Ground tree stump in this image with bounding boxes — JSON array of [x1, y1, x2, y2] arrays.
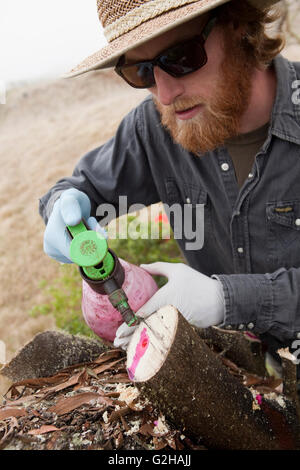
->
[[1, 331, 108, 382], [196, 325, 266, 376], [126, 305, 300, 450]]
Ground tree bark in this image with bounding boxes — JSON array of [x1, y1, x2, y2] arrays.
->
[[126, 306, 300, 450], [278, 348, 300, 419], [196, 325, 266, 376], [1, 331, 107, 382]]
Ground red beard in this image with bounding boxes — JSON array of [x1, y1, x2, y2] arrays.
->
[[153, 35, 255, 156]]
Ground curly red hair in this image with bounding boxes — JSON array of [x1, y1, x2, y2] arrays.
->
[[215, 0, 285, 67]]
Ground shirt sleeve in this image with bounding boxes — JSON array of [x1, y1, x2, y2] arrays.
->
[[212, 267, 300, 343], [39, 103, 160, 224]]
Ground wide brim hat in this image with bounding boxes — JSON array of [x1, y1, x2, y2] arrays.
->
[[65, 0, 281, 78]]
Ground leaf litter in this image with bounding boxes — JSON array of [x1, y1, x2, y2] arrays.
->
[[0, 348, 206, 450], [0, 344, 286, 451]]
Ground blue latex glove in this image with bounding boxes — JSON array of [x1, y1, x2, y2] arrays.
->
[[114, 262, 225, 350], [43, 188, 107, 263]]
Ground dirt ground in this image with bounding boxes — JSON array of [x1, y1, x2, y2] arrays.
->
[[0, 8, 300, 398], [0, 70, 148, 396]]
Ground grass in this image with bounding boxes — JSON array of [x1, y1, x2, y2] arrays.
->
[[30, 214, 184, 337]]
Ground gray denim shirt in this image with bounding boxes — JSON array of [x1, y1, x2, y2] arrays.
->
[[39, 54, 300, 347]]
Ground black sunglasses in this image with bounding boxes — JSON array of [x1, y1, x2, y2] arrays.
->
[[115, 16, 217, 89]]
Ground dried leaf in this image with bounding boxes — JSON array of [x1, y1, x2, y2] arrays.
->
[[220, 356, 242, 373], [166, 435, 177, 450], [0, 416, 19, 449], [152, 436, 168, 450], [243, 373, 282, 390], [86, 368, 100, 380], [95, 349, 124, 363], [48, 392, 112, 415], [93, 358, 125, 375], [243, 373, 265, 387], [27, 425, 60, 435], [100, 373, 131, 384], [38, 372, 82, 395], [109, 406, 132, 423], [120, 415, 130, 432], [0, 408, 28, 420], [254, 385, 282, 395], [102, 439, 113, 450], [174, 435, 185, 450], [104, 391, 121, 398], [114, 431, 124, 449], [4, 395, 38, 407], [73, 369, 90, 390], [9, 386, 21, 399], [5, 373, 69, 391], [127, 400, 145, 412], [138, 423, 155, 436]]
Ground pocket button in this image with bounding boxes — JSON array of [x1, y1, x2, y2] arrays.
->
[[221, 163, 229, 172]]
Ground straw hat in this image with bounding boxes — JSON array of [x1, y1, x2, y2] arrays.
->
[[66, 0, 281, 78]]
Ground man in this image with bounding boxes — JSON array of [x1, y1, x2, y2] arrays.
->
[[39, 0, 300, 371]]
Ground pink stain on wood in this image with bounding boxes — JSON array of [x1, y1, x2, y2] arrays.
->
[[255, 394, 263, 405], [244, 331, 260, 341], [128, 328, 149, 381]]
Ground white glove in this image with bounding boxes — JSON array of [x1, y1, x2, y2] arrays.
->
[[114, 262, 225, 350]]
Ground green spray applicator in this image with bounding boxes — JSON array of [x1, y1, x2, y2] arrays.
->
[[66, 220, 138, 327]]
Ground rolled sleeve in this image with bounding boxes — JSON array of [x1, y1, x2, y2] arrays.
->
[[212, 267, 299, 342]]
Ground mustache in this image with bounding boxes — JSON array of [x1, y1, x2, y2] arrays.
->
[[154, 96, 205, 113]]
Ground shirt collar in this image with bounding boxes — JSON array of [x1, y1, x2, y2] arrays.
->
[[270, 54, 300, 145]]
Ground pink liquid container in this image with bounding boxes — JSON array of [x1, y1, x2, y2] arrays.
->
[[81, 258, 158, 342]]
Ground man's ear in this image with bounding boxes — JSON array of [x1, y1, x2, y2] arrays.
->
[[228, 19, 248, 43]]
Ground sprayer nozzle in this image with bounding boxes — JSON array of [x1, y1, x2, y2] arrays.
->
[[108, 288, 138, 326]]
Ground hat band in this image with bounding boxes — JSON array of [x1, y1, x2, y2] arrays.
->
[[104, 0, 204, 42]]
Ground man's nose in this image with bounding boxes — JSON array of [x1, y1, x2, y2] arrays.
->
[[152, 66, 184, 105]]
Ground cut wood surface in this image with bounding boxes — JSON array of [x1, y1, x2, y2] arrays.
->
[[127, 305, 300, 450]]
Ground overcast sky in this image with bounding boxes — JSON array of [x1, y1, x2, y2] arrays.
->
[[0, 0, 107, 86]]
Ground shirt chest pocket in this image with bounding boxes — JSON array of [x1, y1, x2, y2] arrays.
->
[[165, 178, 207, 205], [266, 200, 300, 270], [164, 178, 213, 247]]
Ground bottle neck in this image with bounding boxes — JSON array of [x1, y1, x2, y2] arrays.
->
[[79, 249, 125, 295]]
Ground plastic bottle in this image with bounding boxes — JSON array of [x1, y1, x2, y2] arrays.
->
[[67, 221, 158, 342], [82, 258, 158, 341]]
